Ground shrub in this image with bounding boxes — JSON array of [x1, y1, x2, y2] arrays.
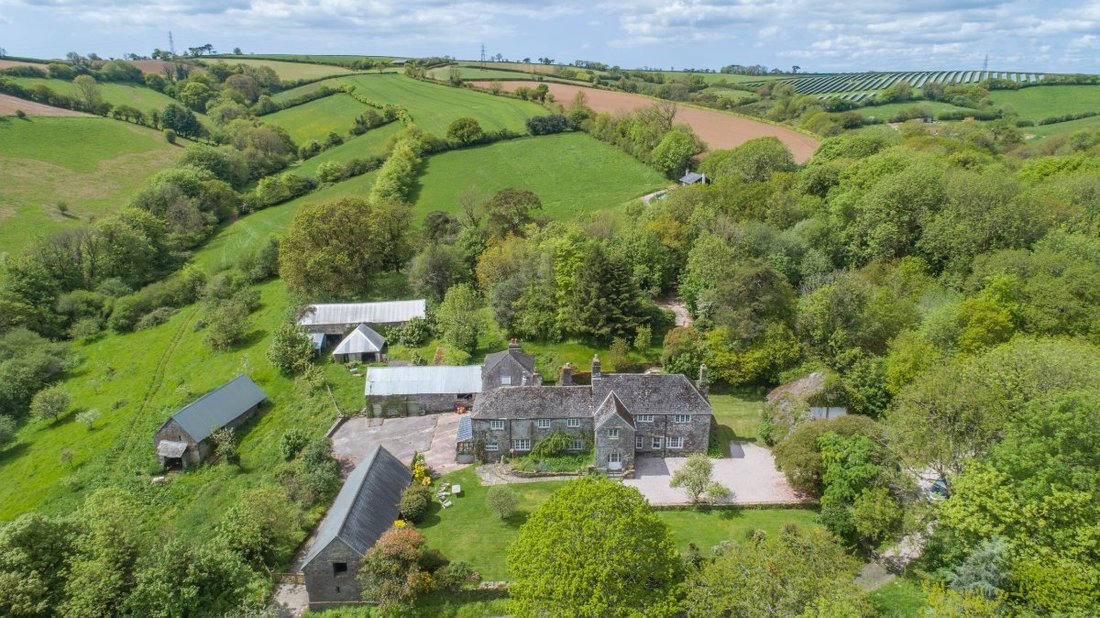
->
[[315, 161, 345, 184], [487, 486, 517, 519], [280, 428, 310, 460], [267, 320, 313, 376], [446, 117, 483, 145], [526, 114, 570, 135], [530, 431, 572, 459], [435, 561, 481, 592], [399, 484, 432, 523], [0, 415, 17, 447], [163, 129, 177, 144], [135, 307, 175, 330], [15, 109, 27, 120], [70, 317, 103, 341], [390, 317, 433, 347], [76, 408, 101, 429], [204, 300, 250, 351]]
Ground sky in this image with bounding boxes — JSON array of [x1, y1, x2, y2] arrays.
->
[[0, 0, 1097, 73]]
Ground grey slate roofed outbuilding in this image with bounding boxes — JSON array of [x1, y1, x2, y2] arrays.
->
[[365, 365, 484, 396], [297, 300, 426, 327], [592, 374, 710, 417], [482, 347, 536, 375], [162, 375, 267, 444], [301, 445, 411, 568], [471, 385, 594, 419], [332, 324, 386, 356]]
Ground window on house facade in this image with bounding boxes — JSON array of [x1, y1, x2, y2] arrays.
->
[[567, 418, 581, 428], [673, 414, 691, 424], [668, 436, 684, 449], [490, 420, 505, 430], [607, 428, 620, 439], [635, 435, 644, 449], [513, 438, 531, 451], [652, 437, 663, 449], [569, 439, 585, 450], [485, 442, 499, 451], [637, 414, 654, 423], [536, 419, 551, 429], [333, 562, 348, 575], [501, 376, 511, 385]]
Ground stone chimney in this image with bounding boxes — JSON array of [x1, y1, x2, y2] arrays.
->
[[509, 338, 520, 350], [697, 363, 709, 397], [560, 363, 573, 386], [591, 355, 602, 381]]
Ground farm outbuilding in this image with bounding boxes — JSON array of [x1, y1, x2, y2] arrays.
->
[[152, 375, 267, 468], [679, 171, 708, 185], [331, 324, 386, 363], [301, 445, 411, 610], [296, 300, 426, 337], [365, 365, 483, 417]]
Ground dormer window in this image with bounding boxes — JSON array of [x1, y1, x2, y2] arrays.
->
[[501, 376, 511, 385], [607, 428, 620, 439]]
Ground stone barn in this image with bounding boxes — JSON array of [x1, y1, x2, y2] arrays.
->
[[152, 375, 267, 468], [301, 445, 411, 610], [365, 365, 483, 417]]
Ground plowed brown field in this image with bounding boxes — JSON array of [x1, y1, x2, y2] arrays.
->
[[470, 81, 818, 163], [0, 94, 88, 116]]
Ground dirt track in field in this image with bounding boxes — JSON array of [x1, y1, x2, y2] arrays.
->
[[470, 81, 818, 163], [0, 94, 88, 117]]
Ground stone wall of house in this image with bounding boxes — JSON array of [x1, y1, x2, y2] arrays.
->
[[472, 418, 593, 462], [594, 416, 635, 472], [632, 414, 710, 457], [367, 393, 474, 417], [303, 539, 364, 610]]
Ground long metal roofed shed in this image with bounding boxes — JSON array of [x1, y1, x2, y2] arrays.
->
[[301, 445, 412, 609], [152, 375, 267, 468], [297, 300, 427, 334], [365, 365, 484, 396]]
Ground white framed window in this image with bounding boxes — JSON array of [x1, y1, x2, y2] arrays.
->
[[566, 418, 581, 428], [668, 436, 684, 449], [536, 419, 551, 429], [485, 442, 499, 452], [635, 436, 644, 449], [513, 439, 531, 451], [489, 420, 505, 431], [637, 414, 654, 423], [673, 414, 691, 424], [569, 439, 585, 450], [607, 428, 620, 439], [608, 452, 622, 463], [501, 376, 511, 385], [652, 437, 663, 449]]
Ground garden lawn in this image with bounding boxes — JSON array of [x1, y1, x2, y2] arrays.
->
[[867, 576, 926, 617], [274, 73, 545, 136], [0, 116, 181, 253], [709, 390, 767, 445], [412, 133, 668, 221], [989, 85, 1100, 121], [417, 466, 823, 581], [216, 58, 354, 81], [291, 122, 402, 177], [263, 93, 368, 144]]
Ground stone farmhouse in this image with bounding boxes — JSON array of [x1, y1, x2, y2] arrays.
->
[[460, 354, 713, 474], [301, 445, 410, 610], [152, 375, 267, 468]]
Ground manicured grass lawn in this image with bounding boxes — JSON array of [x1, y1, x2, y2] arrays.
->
[[7, 77, 196, 116], [417, 467, 823, 581], [216, 57, 354, 81], [868, 576, 926, 617], [709, 390, 767, 444], [0, 116, 181, 252], [291, 122, 401, 177], [412, 133, 668, 220], [989, 85, 1100, 120], [275, 74, 545, 136], [263, 93, 368, 144]]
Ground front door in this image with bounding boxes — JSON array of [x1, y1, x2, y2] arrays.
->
[[608, 451, 622, 471]]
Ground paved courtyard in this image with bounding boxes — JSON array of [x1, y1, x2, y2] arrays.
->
[[623, 441, 806, 506], [330, 413, 467, 475]]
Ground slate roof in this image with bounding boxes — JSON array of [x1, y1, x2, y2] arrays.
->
[[482, 346, 536, 376], [471, 386, 594, 419], [680, 172, 706, 185], [365, 365, 484, 396], [158, 375, 267, 444], [594, 392, 635, 429], [592, 373, 710, 417], [300, 445, 411, 569], [332, 324, 386, 356], [297, 300, 426, 327], [456, 415, 474, 443]]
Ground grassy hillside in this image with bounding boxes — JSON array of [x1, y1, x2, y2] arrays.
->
[[213, 57, 354, 81], [291, 122, 402, 176], [0, 116, 182, 252], [274, 74, 545, 136], [428, 65, 583, 84], [6, 76, 188, 114], [989, 85, 1100, 120], [262, 93, 368, 144], [413, 132, 668, 220], [857, 100, 975, 121], [1025, 114, 1100, 139], [217, 54, 397, 67]]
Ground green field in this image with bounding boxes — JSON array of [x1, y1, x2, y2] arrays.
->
[[216, 54, 397, 67], [427, 65, 584, 84], [857, 100, 974, 121], [7, 76, 190, 114], [413, 133, 668, 220], [274, 73, 546, 136], [263, 93, 368, 144], [417, 466, 822, 581], [0, 116, 182, 253], [291, 122, 402, 176], [1024, 114, 1100, 139], [989, 85, 1100, 120], [213, 57, 354, 81]]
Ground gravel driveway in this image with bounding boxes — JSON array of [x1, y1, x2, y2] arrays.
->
[[330, 413, 468, 475], [623, 441, 807, 506]]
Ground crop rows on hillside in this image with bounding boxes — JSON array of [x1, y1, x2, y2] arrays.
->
[[744, 70, 1045, 98]]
